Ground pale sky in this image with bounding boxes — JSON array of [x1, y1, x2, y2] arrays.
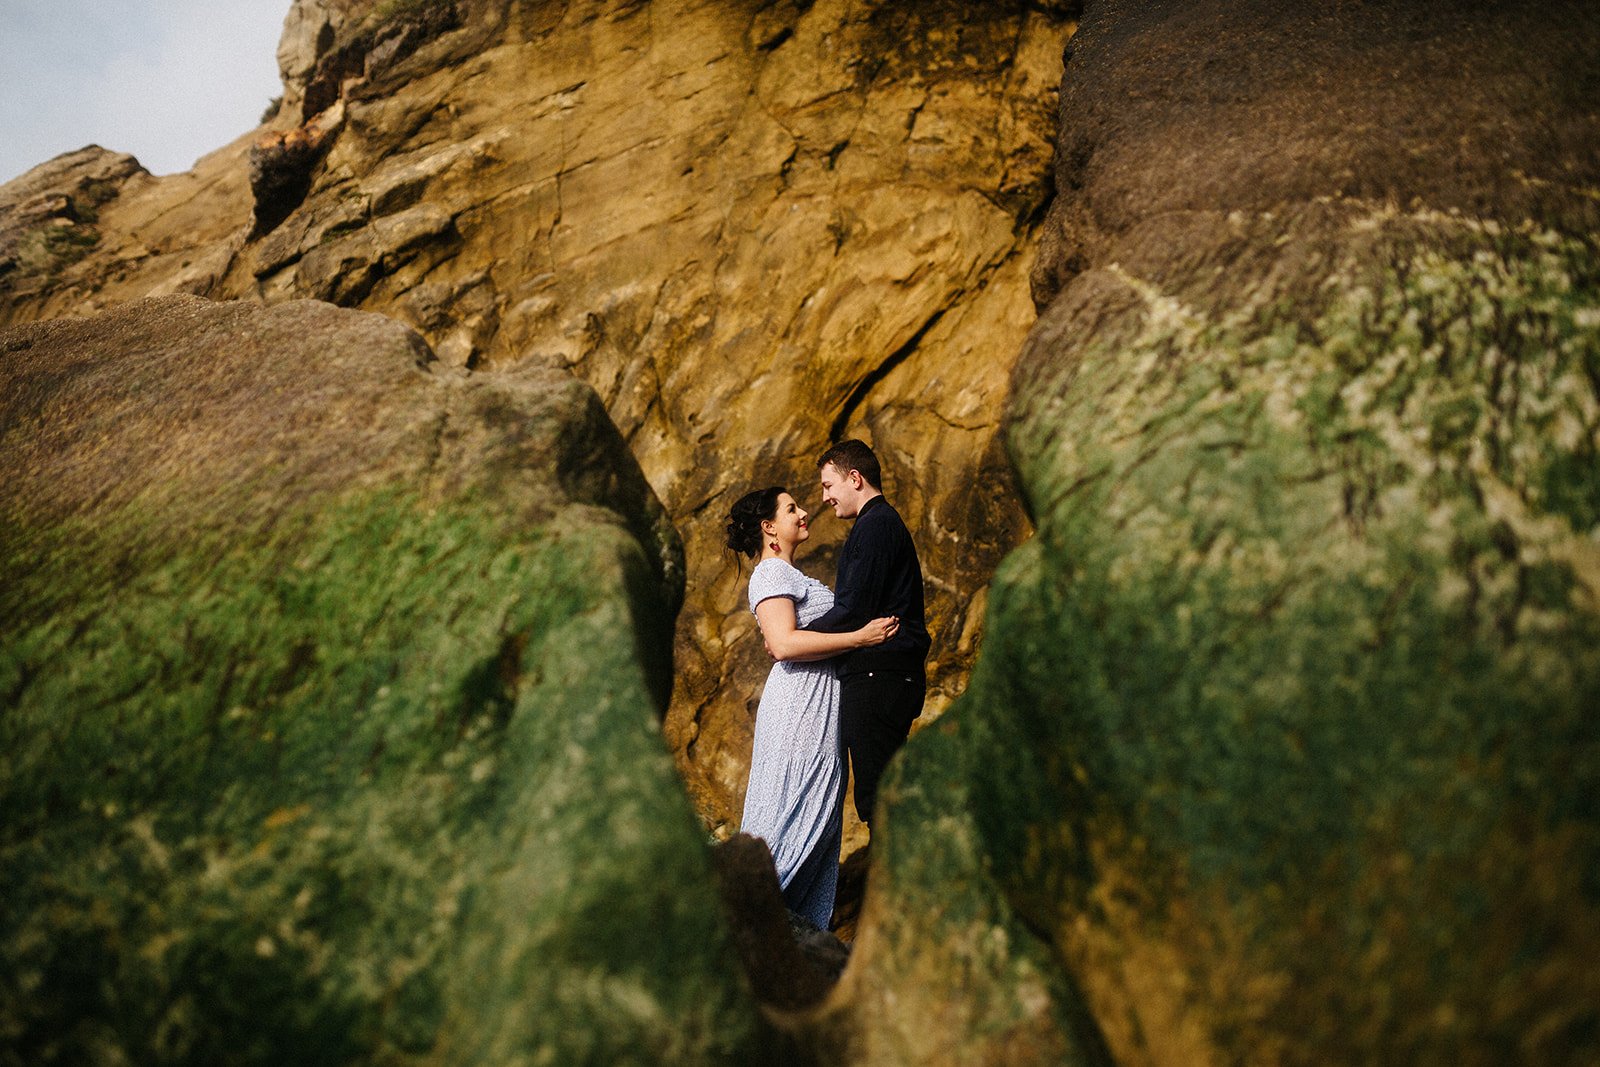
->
[[1, 0, 292, 185]]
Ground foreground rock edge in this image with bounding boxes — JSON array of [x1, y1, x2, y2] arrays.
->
[[0, 295, 759, 1065]]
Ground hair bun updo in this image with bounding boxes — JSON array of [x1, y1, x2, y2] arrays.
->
[[725, 486, 785, 558]]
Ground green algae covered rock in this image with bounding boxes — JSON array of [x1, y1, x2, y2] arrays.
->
[[847, 1, 1600, 1064], [858, 218, 1600, 1067], [0, 296, 754, 1065], [822, 723, 1112, 1067], [994, 208, 1600, 1064]]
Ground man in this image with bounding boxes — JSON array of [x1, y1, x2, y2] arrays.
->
[[806, 438, 930, 829]]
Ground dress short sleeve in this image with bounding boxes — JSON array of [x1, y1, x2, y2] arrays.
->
[[747, 559, 807, 615]]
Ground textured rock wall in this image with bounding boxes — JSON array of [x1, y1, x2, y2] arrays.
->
[[843, 1, 1600, 1063], [0, 0, 1077, 845], [0, 296, 753, 1064]]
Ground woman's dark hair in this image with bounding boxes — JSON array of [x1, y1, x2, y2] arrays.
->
[[725, 486, 785, 558]]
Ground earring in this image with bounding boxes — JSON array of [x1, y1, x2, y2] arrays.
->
[[769, 540, 780, 553]]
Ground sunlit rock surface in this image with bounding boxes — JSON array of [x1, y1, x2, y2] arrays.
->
[[0, 147, 147, 303], [846, 2, 1600, 1064], [0, 295, 754, 1064], [0, 0, 1079, 849]]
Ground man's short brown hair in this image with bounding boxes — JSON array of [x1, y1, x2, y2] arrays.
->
[[817, 438, 882, 490]]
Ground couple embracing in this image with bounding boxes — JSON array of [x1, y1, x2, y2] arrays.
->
[[723, 439, 929, 930]]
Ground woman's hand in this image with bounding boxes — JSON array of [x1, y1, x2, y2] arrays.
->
[[855, 615, 899, 647]]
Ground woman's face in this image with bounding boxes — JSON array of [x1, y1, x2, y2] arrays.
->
[[765, 492, 810, 548]]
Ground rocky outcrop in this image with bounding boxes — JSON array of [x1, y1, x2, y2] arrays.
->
[[0, 295, 752, 1064], [242, 0, 1072, 850], [0, 0, 1078, 850], [276, 0, 461, 125], [249, 102, 346, 235], [845, 1, 1600, 1063], [0, 147, 145, 303], [275, 0, 369, 121], [0, 136, 259, 328], [710, 833, 850, 1013]]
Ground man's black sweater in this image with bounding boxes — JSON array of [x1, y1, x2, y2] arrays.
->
[[807, 496, 929, 677]]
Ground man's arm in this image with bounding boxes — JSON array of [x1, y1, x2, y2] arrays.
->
[[806, 517, 894, 632], [806, 592, 864, 633]]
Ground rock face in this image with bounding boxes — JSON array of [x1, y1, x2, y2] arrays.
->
[[0, 0, 1078, 846], [275, 0, 370, 120], [0, 295, 754, 1064], [0, 147, 146, 304], [843, 1, 1600, 1064]]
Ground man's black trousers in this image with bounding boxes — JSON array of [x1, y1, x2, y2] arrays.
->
[[839, 668, 925, 828]]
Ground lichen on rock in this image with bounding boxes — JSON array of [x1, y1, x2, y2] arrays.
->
[[5, 0, 1597, 1061]]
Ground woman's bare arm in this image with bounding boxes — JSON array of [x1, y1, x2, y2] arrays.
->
[[756, 597, 897, 662]]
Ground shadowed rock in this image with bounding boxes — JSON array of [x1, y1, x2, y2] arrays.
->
[[248, 104, 345, 236], [710, 833, 849, 1012], [0, 295, 750, 1064]]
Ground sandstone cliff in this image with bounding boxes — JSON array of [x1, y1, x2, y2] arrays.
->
[[0, 0, 1077, 852]]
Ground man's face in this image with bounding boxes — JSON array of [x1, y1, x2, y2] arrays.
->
[[819, 462, 865, 519]]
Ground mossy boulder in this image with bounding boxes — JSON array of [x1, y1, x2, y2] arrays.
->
[[991, 208, 1600, 1065], [846, 2, 1600, 1064], [0, 295, 755, 1064]]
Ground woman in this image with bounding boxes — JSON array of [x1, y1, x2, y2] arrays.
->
[[725, 487, 898, 929]]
